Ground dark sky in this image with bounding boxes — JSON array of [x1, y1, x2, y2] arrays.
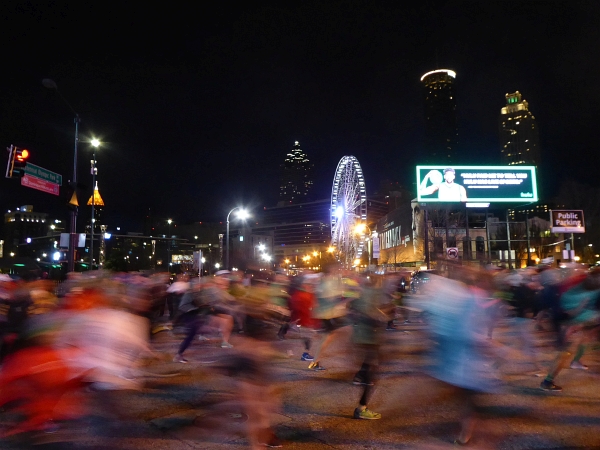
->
[[1, 1, 598, 230]]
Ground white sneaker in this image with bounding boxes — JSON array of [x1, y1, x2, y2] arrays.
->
[[173, 354, 188, 363], [221, 341, 233, 348], [570, 361, 589, 370]]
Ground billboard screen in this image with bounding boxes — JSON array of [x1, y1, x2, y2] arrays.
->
[[416, 165, 538, 203], [550, 210, 585, 233]]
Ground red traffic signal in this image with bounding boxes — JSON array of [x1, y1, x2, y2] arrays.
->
[[16, 148, 29, 162], [5, 145, 29, 178]]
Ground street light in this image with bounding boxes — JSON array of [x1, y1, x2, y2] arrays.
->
[[354, 223, 373, 267], [89, 138, 100, 269], [226, 207, 249, 270], [43, 78, 80, 273], [167, 219, 172, 271]]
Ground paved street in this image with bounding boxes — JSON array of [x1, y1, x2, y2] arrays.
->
[[2, 299, 600, 449]]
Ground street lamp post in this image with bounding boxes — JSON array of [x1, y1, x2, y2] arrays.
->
[[226, 207, 249, 270], [89, 139, 100, 269], [167, 219, 172, 272], [43, 78, 80, 272]]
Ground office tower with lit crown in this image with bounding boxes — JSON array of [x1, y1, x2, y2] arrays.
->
[[86, 181, 105, 234], [499, 91, 540, 166], [421, 69, 458, 164], [278, 141, 314, 206]]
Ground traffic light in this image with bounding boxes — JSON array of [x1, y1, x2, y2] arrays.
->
[[5, 145, 29, 178]]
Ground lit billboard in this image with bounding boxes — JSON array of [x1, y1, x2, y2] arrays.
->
[[416, 165, 538, 203]]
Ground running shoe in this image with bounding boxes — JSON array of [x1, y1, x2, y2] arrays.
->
[[353, 376, 374, 386], [540, 380, 562, 391], [221, 341, 234, 348], [570, 361, 589, 370], [308, 361, 326, 371], [301, 352, 314, 361], [353, 407, 381, 420], [173, 354, 188, 363]]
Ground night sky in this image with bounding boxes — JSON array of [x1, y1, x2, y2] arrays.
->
[[1, 1, 598, 230]]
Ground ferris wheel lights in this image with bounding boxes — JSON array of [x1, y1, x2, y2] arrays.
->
[[335, 206, 345, 218]]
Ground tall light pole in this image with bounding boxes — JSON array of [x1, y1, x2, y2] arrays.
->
[[89, 138, 100, 269], [43, 78, 79, 272], [226, 207, 249, 270], [167, 219, 172, 272]]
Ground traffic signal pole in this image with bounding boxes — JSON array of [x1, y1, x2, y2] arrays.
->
[[68, 115, 80, 273]]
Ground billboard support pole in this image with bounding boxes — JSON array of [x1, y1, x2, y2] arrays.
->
[[486, 212, 492, 263], [571, 233, 575, 261], [424, 207, 430, 270], [465, 206, 470, 261], [526, 211, 532, 266], [506, 209, 513, 269]]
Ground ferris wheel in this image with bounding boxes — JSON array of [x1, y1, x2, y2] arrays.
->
[[330, 156, 367, 267]]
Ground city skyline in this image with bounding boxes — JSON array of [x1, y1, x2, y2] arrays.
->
[[1, 2, 599, 230]]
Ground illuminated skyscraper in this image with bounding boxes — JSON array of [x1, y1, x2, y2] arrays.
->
[[421, 69, 458, 164], [86, 181, 105, 234], [278, 141, 314, 206], [499, 91, 540, 166]]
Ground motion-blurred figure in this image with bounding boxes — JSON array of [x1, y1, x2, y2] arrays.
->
[[349, 274, 388, 420], [422, 267, 501, 445], [540, 267, 600, 391], [216, 337, 283, 448]]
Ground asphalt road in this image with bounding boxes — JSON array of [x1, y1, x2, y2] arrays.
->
[[2, 296, 600, 450]]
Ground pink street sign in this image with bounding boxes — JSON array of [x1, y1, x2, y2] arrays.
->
[[21, 174, 60, 195]]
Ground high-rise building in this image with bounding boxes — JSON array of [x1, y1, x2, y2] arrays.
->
[[86, 181, 105, 234], [499, 91, 540, 166], [3, 205, 49, 257], [421, 69, 458, 164], [278, 141, 314, 206]]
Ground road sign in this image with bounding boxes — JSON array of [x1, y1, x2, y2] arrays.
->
[[446, 247, 459, 259], [24, 163, 62, 186], [21, 174, 60, 195], [550, 210, 585, 233]]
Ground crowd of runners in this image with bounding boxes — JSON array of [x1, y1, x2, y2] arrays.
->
[[0, 261, 599, 447]]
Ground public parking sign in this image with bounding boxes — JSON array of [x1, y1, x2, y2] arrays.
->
[[550, 210, 585, 233]]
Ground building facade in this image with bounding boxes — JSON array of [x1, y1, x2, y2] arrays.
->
[[3, 206, 49, 257], [254, 199, 331, 267], [278, 141, 314, 206], [421, 69, 458, 164], [499, 91, 541, 166]]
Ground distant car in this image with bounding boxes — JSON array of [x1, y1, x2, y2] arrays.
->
[[409, 270, 438, 293]]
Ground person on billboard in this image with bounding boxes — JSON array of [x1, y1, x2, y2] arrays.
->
[[419, 168, 467, 202]]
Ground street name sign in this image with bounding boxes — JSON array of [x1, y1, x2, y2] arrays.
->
[[21, 174, 60, 195], [24, 163, 62, 186]]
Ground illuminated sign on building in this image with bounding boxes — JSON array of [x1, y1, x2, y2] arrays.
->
[[550, 210, 585, 233], [416, 166, 538, 203]]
